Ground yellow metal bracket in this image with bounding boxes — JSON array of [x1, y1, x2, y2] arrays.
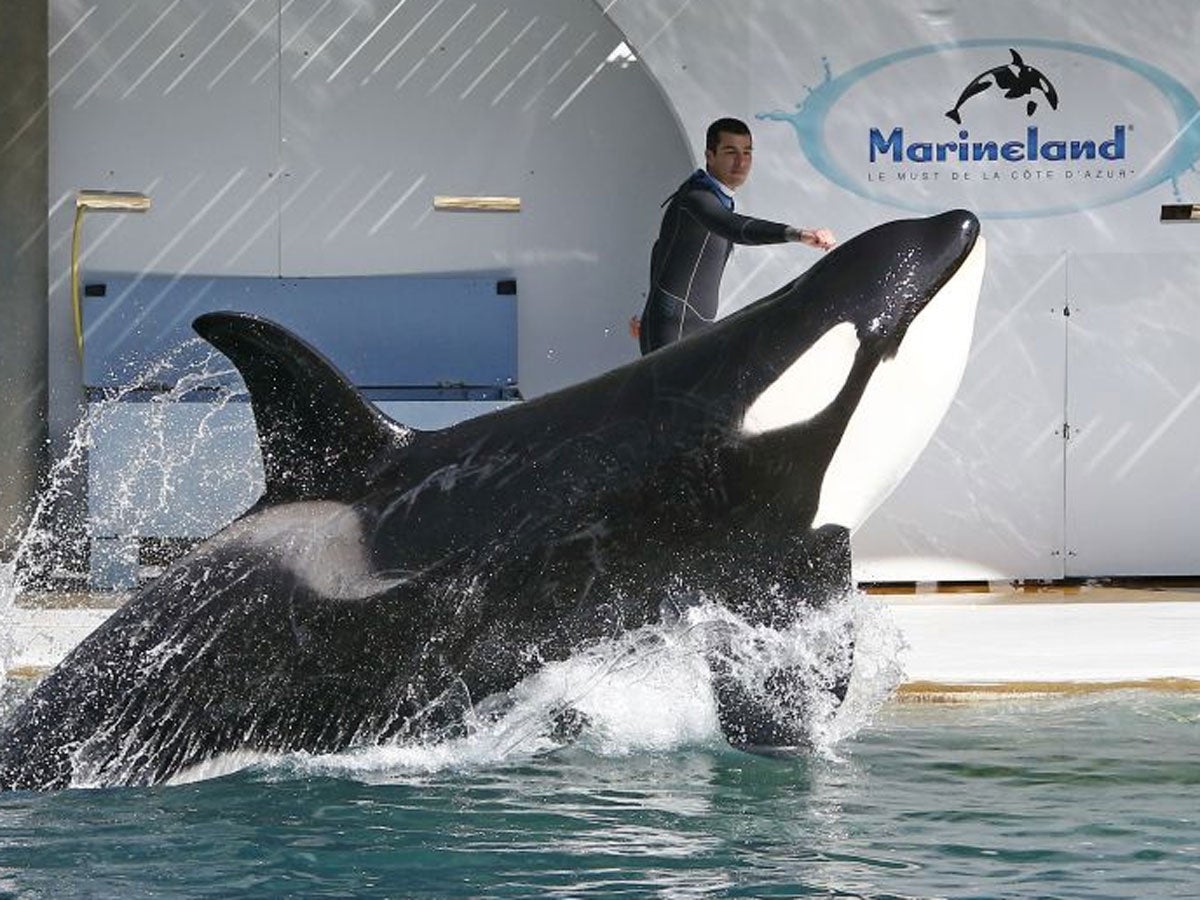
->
[[433, 195, 521, 213], [71, 190, 151, 357]]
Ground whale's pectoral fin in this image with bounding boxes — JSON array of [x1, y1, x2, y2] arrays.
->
[[713, 665, 815, 751], [709, 525, 856, 753], [194, 311, 415, 506], [710, 630, 854, 754], [547, 705, 592, 745], [711, 655, 806, 750]]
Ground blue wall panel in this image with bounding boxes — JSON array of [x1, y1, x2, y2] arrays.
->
[[83, 274, 518, 393]]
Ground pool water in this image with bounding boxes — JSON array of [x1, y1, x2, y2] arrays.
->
[[0, 692, 1194, 898]]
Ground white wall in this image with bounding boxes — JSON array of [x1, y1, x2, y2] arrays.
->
[[605, 0, 1200, 580], [48, 0, 690, 441], [48, 0, 1200, 580]]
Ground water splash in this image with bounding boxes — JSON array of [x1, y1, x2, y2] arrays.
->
[[0, 407, 96, 680], [0, 340, 255, 681], [86, 351, 262, 562], [173, 591, 904, 786]]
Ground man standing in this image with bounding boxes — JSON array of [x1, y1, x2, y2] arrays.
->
[[633, 117, 836, 354]]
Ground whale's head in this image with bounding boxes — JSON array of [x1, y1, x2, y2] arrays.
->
[[723, 209, 985, 532]]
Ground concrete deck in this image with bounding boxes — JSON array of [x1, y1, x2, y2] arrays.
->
[[5, 585, 1200, 697], [879, 584, 1200, 698]]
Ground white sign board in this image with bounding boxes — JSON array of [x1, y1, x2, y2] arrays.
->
[[606, 1, 1200, 580]]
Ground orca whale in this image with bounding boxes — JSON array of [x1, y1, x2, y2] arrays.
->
[[0, 210, 985, 789], [946, 48, 1059, 124]]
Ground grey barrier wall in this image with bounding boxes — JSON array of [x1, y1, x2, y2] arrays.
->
[[0, 0, 49, 557]]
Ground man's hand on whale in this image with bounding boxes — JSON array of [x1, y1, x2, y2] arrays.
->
[[790, 226, 837, 251]]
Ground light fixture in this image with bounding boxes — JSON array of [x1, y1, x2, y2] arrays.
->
[[433, 195, 521, 212], [71, 190, 151, 356]]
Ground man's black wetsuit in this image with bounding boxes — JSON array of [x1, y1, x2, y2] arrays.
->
[[639, 169, 793, 354]]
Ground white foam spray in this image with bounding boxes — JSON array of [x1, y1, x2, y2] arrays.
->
[[0, 342, 250, 683], [216, 589, 905, 786]]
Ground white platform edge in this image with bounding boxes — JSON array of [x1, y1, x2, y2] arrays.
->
[[887, 598, 1200, 685], [5, 594, 1200, 690]]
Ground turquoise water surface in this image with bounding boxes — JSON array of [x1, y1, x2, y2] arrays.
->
[[0, 691, 1194, 898]]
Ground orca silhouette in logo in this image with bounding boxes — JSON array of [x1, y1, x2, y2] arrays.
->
[[0, 211, 985, 789], [946, 49, 1059, 124]]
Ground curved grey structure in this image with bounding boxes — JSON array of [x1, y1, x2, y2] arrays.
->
[[0, 210, 984, 789]]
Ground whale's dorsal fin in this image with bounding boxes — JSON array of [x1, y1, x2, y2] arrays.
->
[[193, 311, 409, 506]]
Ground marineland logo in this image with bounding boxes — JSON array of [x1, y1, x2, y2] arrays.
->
[[869, 47, 1125, 168], [759, 39, 1200, 218], [945, 48, 1058, 123], [869, 125, 1127, 164]]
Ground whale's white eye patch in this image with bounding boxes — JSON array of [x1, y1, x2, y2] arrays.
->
[[741, 322, 859, 436]]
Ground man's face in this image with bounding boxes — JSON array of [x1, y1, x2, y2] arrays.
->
[[705, 131, 753, 190]]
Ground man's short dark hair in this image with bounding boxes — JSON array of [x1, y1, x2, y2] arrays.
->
[[706, 117, 751, 152]]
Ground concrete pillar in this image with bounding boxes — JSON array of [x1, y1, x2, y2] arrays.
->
[[0, 0, 49, 562]]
